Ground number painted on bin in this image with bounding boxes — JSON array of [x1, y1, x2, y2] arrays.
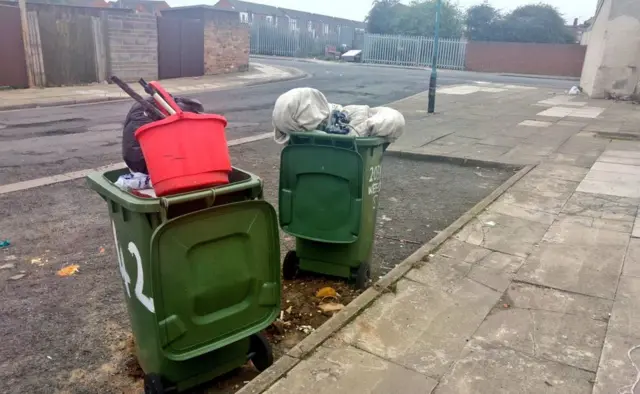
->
[[111, 221, 155, 314], [368, 165, 382, 183], [368, 165, 382, 211]]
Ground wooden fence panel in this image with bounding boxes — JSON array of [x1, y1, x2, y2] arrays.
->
[[38, 11, 97, 86]]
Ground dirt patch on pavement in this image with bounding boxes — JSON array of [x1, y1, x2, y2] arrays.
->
[[0, 139, 513, 393]]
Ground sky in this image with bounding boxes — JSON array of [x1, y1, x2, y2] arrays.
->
[[169, 0, 599, 24]]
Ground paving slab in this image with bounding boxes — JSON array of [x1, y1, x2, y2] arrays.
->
[[527, 163, 589, 182], [556, 214, 634, 234], [541, 216, 630, 247], [263, 344, 438, 394], [505, 282, 612, 320], [510, 173, 580, 198], [592, 333, 640, 394], [434, 339, 595, 394], [474, 307, 607, 371], [634, 214, 640, 238], [467, 251, 525, 292], [337, 278, 500, 379], [487, 200, 557, 225], [545, 153, 599, 168], [561, 192, 639, 222], [609, 276, 640, 339], [454, 211, 549, 258], [496, 189, 572, 215], [517, 242, 626, 299], [435, 238, 492, 264]]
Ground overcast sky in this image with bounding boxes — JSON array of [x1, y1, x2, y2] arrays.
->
[[169, 0, 599, 24]]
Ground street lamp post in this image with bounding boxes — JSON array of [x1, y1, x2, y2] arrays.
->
[[428, 0, 442, 113]]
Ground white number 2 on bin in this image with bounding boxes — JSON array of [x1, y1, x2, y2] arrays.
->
[[111, 222, 155, 314]]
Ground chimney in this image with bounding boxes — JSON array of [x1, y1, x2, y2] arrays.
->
[[573, 18, 578, 27]]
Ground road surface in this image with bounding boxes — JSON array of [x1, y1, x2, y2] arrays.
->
[[0, 58, 574, 185]]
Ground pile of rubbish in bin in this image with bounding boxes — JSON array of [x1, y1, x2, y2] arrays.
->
[[272, 87, 405, 144], [111, 76, 231, 196]]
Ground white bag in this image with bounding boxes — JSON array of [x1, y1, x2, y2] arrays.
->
[[341, 105, 371, 137], [366, 107, 405, 142], [272, 88, 331, 144]]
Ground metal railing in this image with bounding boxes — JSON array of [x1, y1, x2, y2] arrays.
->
[[250, 22, 356, 58], [362, 33, 467, 70]]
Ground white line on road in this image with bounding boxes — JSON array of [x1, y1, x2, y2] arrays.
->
[[0, 132, 273, 196]]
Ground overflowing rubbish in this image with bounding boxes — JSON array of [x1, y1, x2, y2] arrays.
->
[[272, 87, 405, 144], [115, 172, 152, 191], [0, 240, 10, 249], [111, 76, 231, 197]]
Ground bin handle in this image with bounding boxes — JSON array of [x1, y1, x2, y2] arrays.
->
[[159, 189, 217, 221]]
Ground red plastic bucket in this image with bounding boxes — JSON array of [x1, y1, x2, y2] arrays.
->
[[135, 112, 231, 197]]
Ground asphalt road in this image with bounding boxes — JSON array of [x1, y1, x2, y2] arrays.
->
[[0, 58, 574, 184]]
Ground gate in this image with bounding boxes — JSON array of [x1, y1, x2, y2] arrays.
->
[[0, 5, 28, 88], [362, 33, 467, 71], [158, 17, 204, 79], [38, 12, 98, 86]]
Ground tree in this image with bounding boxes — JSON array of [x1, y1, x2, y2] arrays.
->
[[501, 4, 575, 44], [395, 0, 463, 37], [366, 0, 402, 35], [367, 0, 463, 38], [464, 2, 575, 44], [466, 3, 502, 41]]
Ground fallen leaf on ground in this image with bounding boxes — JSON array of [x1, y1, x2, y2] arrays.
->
[[99, 247, 106, 254], [57, 264, 80, 277], [316, 287, 338, 299], [0, 263, 15, 270], [31, 258, 43, 266], [318, 303, 345, 313], [9, 274, 25, 280], [285, 306, 293, 314]]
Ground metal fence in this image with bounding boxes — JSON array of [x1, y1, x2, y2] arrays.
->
[[362, 33, 467, 70], [250, 23, 356, 58]]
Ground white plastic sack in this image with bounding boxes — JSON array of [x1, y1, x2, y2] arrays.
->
[[341, 105, 371, 137], [367, 107, 405, 142], [348, 107, 405, 142], [272, 88, 331, 144]]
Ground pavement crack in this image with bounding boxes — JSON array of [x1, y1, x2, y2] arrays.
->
[[529, 309, 538, 357], [419, 131, 455, 148]]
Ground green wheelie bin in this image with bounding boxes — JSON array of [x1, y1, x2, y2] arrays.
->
[[279, 132, 387, 289], [87, 168, 281, 394]]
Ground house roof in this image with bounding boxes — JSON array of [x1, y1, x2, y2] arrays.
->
[[214, 0, 363, 26], [216, 0, 283, 16], [113, 0, 169, 9]]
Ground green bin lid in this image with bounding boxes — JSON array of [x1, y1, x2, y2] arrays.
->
[[150, 200, 280, 361]]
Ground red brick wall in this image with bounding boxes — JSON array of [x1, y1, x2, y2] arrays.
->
[[465, 41, 587, 77]]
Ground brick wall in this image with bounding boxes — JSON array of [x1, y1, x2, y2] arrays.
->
[[465, 41, 587, 78], [204, 18, 250, 75], [107, 13, 158, 81]]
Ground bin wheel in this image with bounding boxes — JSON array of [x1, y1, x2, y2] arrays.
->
[[355, 262, 371, 290], [144, 374, 166, 394], [282, 251, 300, 280], [249, 333, 274, 372]]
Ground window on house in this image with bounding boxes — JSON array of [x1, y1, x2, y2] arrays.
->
[[265, 15, 273, 25], [307, 21, 313, 32], [289, 18, 297, 31], [323, 23, 329, 35], [239, 12, 249, 24]]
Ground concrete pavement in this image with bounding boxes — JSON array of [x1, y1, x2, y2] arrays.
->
[[0, 63, 303, 111], [239, 83, 640, 394]]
